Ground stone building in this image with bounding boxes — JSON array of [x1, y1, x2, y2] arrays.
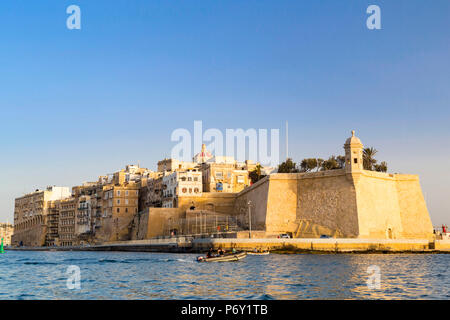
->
[[162, 169, 203, 208], [12, 186, 71, 246], [157, 158, 197, 173], [95, 182, 140, 242], [45, 201, 60, 246], [0, 223, 14, 246], [58, 197, 77, 246], [75, 195, 92, 245], [72, 165, 151, 244], [201, 162, 250, 193], [140, 174, 164, 209], [72, 181, 104, 242]]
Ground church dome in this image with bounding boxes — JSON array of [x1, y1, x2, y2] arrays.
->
[[194, 144, 213, 163]]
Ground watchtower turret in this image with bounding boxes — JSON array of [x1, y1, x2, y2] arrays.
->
[[344, 130, 364, 174]]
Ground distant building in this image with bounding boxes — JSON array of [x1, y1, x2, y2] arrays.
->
[[96, 183, 140, 242], [157, 158, 197, 173], [12, 186, 71, 246], [0, 223, 14, 246], [58, 197, 77, 246], [201, 162, 250, 193], [162, 169, 202, 208], [75, 195, 92, 245], [139, 172, 164, 211]]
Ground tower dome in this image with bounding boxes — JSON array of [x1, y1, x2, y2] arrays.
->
[[345, 130, 363, 146], [344, 130, 364, 173]]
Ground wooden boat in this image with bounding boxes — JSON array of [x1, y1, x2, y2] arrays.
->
[[248, 251, 270, 255], [197, 251, 247, 262]]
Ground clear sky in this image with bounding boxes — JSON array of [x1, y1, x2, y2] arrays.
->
[[0, 0, 449, 225]]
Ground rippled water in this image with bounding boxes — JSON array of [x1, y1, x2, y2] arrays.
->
[[0, 251, 448, 299]]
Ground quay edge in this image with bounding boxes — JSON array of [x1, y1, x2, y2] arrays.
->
[[5, 238, 450, 254]]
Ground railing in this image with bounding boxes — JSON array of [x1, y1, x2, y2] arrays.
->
[[163, 215, 244, 237]]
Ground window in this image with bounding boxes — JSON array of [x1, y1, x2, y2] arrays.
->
[[354, 158, 358, 164], [117, 208, 120, 213], [194, 188, 199, 193], [125, 191, 129, 196], [216, 171, 223, 179], [117, 199, 120, 205], [182, 188, 187, 193], [194, 177, 198, 181], [237, 175, 244, 184], [125, 208, 128, 213], [125, 199, 129, 205], [117, 190, 121, 196], [188, 177, 192, 181]]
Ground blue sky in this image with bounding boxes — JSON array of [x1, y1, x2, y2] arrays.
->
[[0, 0, 449, 225]]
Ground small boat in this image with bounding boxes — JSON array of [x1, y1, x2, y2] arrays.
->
[[197, 251, 247, 262], [248, 251, 270, 255]]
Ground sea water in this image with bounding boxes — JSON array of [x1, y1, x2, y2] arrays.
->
[[0, 251, 448, 299]]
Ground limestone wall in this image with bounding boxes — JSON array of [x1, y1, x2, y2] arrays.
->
[[146, 208, 182, 238], [232, 170, 434, 240], [395, 175, 434, 239], [234, 177, 270, 231], [354, 171, 404, 239], [266, 175, 299, 235], [11, 224, 47, 246], [295, 170, 359, 238], [130, 211, 149, 240], [178, 193, 236, 215], [193, 238, 432, 252]]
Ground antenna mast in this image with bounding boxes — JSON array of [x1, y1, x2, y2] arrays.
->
[[286, 120, 289, 160]]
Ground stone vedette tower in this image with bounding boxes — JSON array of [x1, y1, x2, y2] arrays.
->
[[344, 130, 363, 175], [234, 130, 434, 240]]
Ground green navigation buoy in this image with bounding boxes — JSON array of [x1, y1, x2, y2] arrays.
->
[[0, 238, 4, 253]]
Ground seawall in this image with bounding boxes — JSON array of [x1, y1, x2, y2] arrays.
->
[[7, 238, 450, 253]]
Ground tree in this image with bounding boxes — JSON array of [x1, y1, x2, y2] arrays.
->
[[373, 161, 388, 173], [299, 158, 317, 172], [363, 147, 388, 172], [249, 164, 266, 183], [277, 158, 299, 173], [336, 155, 346, 168], [363, 147, 378, 170], [316, 158, 324, 172], [321, 156, 342, 171]]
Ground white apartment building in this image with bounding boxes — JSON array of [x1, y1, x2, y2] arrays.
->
[[162, 170, 202, 208]]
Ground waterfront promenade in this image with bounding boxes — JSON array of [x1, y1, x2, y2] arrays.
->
[[7, 238, 450, 253]]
